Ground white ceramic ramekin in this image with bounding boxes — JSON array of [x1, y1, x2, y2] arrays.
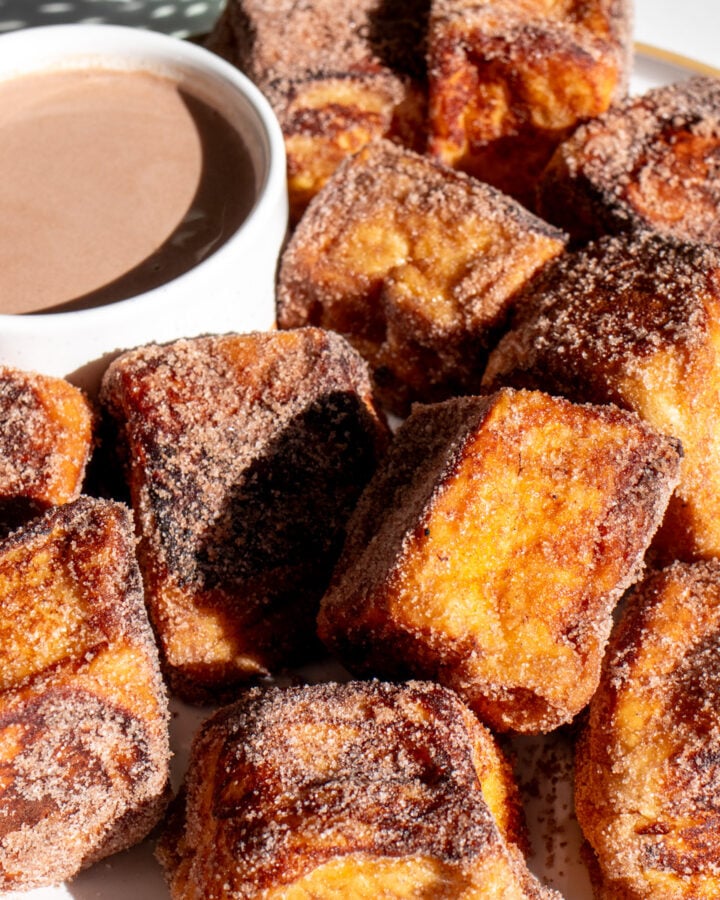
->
[[0, 24, 288, 394]]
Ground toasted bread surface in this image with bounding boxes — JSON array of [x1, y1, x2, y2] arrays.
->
[[538, 76, 720, 245], [278, 139, 566, 414], [206, 0, 428, 223], [0, 366, 94, 532], [100, 329, 387, 700], [427, 0, 631, 207], [158, 680, 560, 898], [575, 560, 720, 898], [0, 496, 170, 891], [319, 389, 681, 733], [484, 232, 720, 562]]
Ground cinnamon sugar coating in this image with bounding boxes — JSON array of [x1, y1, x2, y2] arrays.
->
[[318, 389, 681, 734], [427, 0, 631, 209], [0, 366, 94, 534], [483, 232, 720, 563], [575, 560, 720, 899], [206, 0, 427, 224], [538, 76, 720, 246], [0, 496, 170, 891], [158, 680, 560, 898], [100, 329, 388, 701], [277, 139, 566, 415]]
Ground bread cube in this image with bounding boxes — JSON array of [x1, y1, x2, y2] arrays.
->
[[483, 232, 720, 563], [100, 329, 388, 701], [0, 496, 170, 891], [318, 389, 681, 733], [575, 560, 720, 899], [0, 366, 94, 532], [427, 0, 631, 209], [538, 76, 720, 246], [277, 139, 566, 415], [206, 0, 427, 224], [158, 680, 560, 898]]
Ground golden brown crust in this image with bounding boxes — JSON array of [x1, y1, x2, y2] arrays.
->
[[100, 329, 388, 701], [0, 496, 170, 891], [318, 388, 681, 734], [277, 139, 566, 415], [158, 680, 560, 899], [427, 0, 632, 209], [206, 0, 428, 223], [575, 560, 720, 898], [0, 366, 94, 533], [483, 231, 720, 563], [538, 76, 720, 246]]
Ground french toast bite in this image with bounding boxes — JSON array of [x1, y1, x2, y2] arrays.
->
[[206, 0, 427, 224], [100, 329, 387, 701], [483, 232, 720, 563], [427, 0, 631, 209], [0, 496, 170, 891], [575, 560, 720, 899], [318, 389, 681, 734], [538, 76, 720, 246], [157, 680, 560, 899], [277, 139, 566, 415], [0, 366, 94, 533]]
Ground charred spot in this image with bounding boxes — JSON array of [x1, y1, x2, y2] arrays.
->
[[285, 95, 385, 138], [365, 0, 430, 82], [0, 688, 151, 838], [148, 391, 381, 599]]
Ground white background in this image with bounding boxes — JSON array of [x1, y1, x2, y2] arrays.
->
[[634, 0, 720, 70]]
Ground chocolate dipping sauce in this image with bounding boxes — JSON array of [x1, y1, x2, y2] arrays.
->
[[0, 68, 257, 314]]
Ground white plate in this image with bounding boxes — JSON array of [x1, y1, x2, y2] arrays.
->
[[8, 44, 717, 900], [632, 41, 720, 92]]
